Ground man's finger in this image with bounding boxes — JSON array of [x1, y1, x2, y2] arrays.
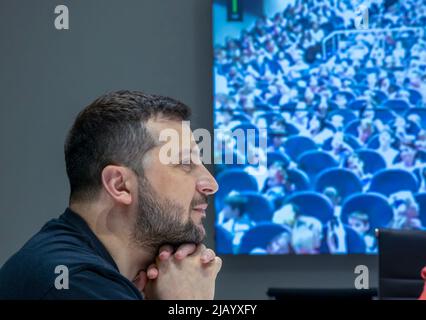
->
[[133, 270, 148, 293], [147, 263, 159, 279], [194, 243, 206, 255], [174, 243, 197, 260], [214, 256, 223, 273], [200, 248, 216, 264], [158, 244, 174, 261]]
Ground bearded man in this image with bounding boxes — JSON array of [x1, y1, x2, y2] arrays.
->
[[0, 90, 221, 299]]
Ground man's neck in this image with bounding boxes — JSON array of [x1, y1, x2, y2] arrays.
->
[[70, 201, 156, 281]]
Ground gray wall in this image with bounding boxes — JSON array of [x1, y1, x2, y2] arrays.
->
[[0, 0, 377, 299]]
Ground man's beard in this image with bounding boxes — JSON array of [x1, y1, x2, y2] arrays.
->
[[132, 176, 206, 252]]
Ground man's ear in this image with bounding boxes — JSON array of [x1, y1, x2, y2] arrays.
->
[[101, 165, 135, 205]]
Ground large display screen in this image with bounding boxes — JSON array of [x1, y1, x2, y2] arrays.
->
[[213, 0, 426, 254]]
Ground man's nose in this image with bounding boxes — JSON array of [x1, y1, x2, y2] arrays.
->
[[196, 166, 219, 196]]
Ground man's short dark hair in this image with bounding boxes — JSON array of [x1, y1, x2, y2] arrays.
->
[[65, 90, 191, 202]]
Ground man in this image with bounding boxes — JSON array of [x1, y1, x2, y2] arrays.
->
[[0, 90, 221, 299], [347, 211, 376, 254]]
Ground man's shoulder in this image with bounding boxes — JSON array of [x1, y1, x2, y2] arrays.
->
[[5, 215, 110, 270], [0, 214, 140, 300]]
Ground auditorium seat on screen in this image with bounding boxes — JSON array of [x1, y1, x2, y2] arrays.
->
[[266, 151, 291, 168], [256, 111, 283, 126], [344, 118, 378, 138], [284, 136, 318, 161], [315, 168, 363, 201], [217, 150, 247, 170], [215, 169, 258, 211], [320, 225, 366, 254], [284, 122, 300, 136], [372, 90, 388, 105], [285, 191, 334, 224], [344, 119, 360, 136], [232, 113, 251, 124], [327, 109, 357, 127], [231, 122, 258, 132], [408, 89, 423, 107], [322, 134, 362, 151], [405, 107, 426, 129], [368, 169, 419, 196], [382, 99, 410, 114], [373, 107, 396, 124], [287, 168, 311, 191], [238, 223, 290, 254], [405, 119, 421, 135], [348, 99, 368, 111], [331, 90, 356, 103], [215, 225, 234, 254], [297, 150, 339, 182], [255, 104, 272, 112], [341, 192, 394, 229], [378, 229, 426, 299], [280, 102, 297, 113], [239, 191, 274, 223], [327, 101, 339, 111], [356, 149, 387, 174]]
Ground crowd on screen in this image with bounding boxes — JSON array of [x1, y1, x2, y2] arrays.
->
[[213, 0, 426, 254]]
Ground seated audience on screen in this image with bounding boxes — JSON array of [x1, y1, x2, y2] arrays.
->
[[291, 216, 323, 255], [388, 191, 424, 230], [217, 192, 255, 247], [347, 211, 377, 254]]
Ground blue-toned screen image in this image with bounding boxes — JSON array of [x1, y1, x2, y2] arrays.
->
[[213, 0, 426, 255]]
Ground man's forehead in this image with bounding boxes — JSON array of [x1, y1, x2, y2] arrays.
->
[[146, 117, 187, 134], [146, 118, 198, 149]]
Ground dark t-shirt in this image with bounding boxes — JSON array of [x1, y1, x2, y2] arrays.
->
[[0, 208, 143, 300]]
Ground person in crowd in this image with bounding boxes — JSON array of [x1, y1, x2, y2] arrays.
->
[[342, 152, 372, 189], [250, 229, 294, 255], [377, 128, 399, 167], [415, 129, 426, 152], [265, 230, 294, 254], [291, 215, 323, 255], [328, 131, 353, 163], [217, 192, 255, 248], [388, 191, 424, 230], [323, 186, 342, 217], [267, 129, 286, 154], [309, 115, 335, 144], [357, 118, 375, 145], [393, 142, 422, 171], [272, 202, 300, 228], [326, 216, 347, 254], [262, 162, 296, 209], [347, 211, 377, 254]]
